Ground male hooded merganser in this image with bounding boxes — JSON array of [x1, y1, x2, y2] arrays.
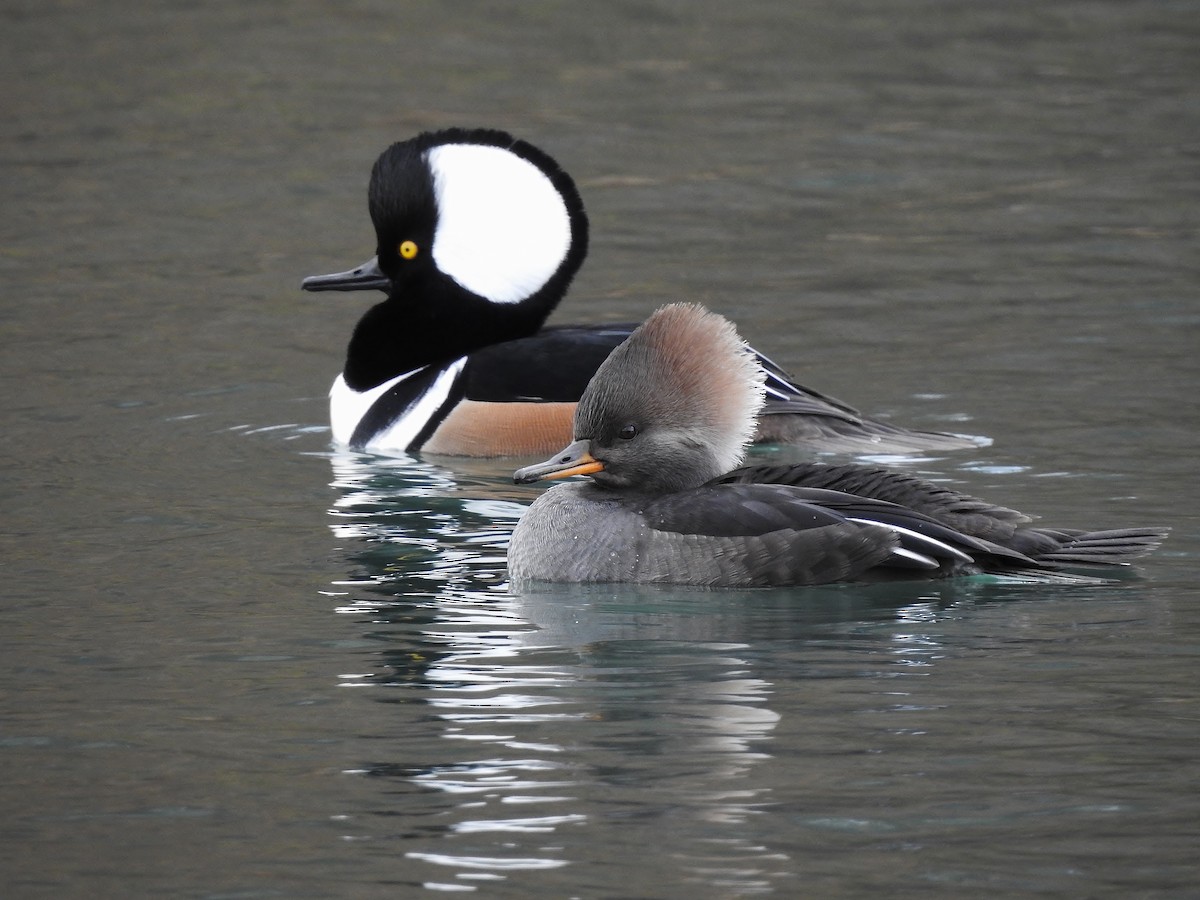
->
[[508, 303, 1166, 587], [303, 128, 984, 457]]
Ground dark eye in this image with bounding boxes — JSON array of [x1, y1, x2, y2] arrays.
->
[[618, 424, 639, 440]]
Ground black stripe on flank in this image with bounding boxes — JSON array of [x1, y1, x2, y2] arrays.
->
[[349, 363, 465, 451]]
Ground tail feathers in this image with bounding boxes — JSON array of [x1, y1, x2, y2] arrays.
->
[[751, 354, 988, 453], [1024, 526, 1170, 568], [755, 404, 986, 453]]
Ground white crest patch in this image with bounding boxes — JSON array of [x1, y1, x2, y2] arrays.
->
[[427, 143, 572, 305]]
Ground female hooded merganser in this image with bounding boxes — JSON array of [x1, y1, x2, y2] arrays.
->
[[304, 128, 983, 457], [508, 303, 1166, 587]]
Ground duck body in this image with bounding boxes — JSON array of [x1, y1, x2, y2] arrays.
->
[[329, 323, 629, 455], [510, 462, 1165, 587], [508, 304, 1167, 587], [305, 128, 983, 457], [508, 479, 907, 586]]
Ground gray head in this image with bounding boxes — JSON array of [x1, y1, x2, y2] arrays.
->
[[514, 303, 766, 493]]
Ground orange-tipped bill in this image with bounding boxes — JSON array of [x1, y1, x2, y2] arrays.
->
[[513, 440, 604, 484]]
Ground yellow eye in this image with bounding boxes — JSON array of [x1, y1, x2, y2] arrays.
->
[[398, 240, 419, 260]]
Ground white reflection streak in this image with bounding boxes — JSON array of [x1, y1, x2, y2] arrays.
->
[[408, 852, 568, 871], [882, 600, 950, 735], [452, 813, 587, 834], [890, 603, 946, 670], [328, 450, 788, 888]]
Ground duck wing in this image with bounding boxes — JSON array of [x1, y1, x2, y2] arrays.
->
[[716, 463, 1169, 569], [636, 482, 999, 586], [752, 352, 984, 452], [463, 325, 631, 402], [716, 462, 1030, 543]]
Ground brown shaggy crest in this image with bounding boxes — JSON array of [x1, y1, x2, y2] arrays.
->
[[583, 303, 766, 473]]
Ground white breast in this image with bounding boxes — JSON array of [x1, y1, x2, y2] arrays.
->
[[329, 359, 467, 453]]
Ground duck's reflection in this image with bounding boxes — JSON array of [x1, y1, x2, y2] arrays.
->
[[323, 450, 975, 893]]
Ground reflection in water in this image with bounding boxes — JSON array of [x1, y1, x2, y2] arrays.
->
[[321, 451, 986, 893]]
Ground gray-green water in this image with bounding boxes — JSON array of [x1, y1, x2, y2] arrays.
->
[[3, 1, 1197, 897]]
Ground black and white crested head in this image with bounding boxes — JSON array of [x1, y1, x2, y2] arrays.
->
[[576, 303, 767, 493], [368, 128, 588, 310]]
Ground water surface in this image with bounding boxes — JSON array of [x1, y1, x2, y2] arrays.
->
[[2, 1, 1197, 897]]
